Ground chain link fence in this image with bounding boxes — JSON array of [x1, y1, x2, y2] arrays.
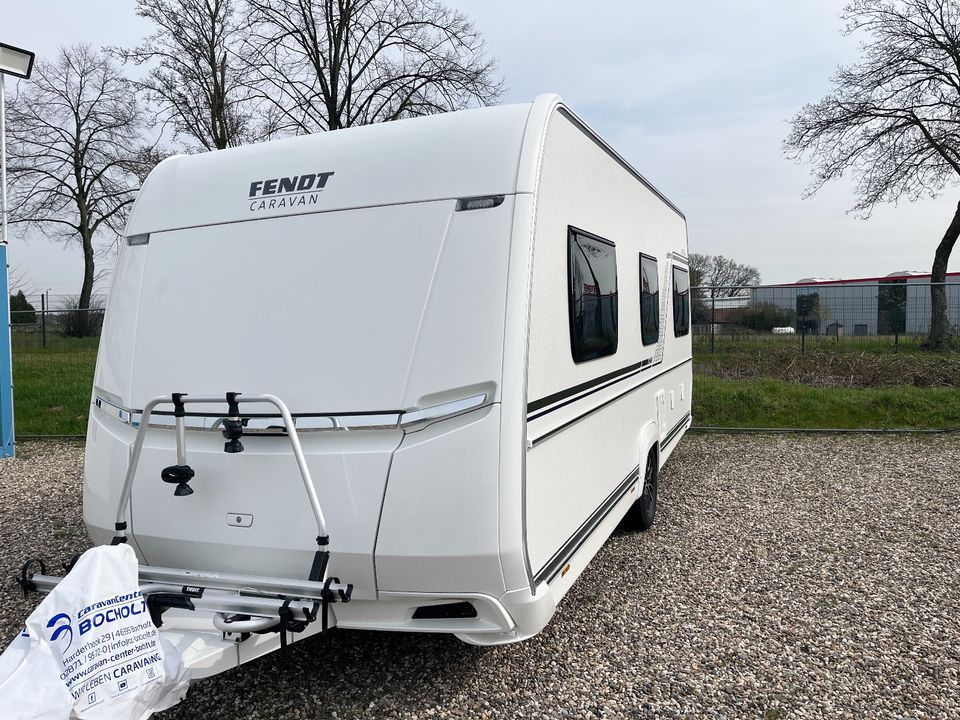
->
[[9, 304, 102, 437], [692, 279, 960, 353], [690, 279, 960, 432], [4, 284, 959, 436]]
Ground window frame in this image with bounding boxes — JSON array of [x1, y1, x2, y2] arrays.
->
[[639, 252, 660, 347], [567, 225, 619, 364], [672, 264, 690, 337]]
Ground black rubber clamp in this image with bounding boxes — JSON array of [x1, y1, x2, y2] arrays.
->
[[171, 392, 187, 418], [308, 550, 329, 582], [16, 558, 45, 597], [146, 593, 196, 628]]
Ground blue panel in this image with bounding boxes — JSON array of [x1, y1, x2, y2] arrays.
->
[[0, 244, 14, 457]]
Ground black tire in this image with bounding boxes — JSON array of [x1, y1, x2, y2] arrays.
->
[[626, 449, 657, 531]]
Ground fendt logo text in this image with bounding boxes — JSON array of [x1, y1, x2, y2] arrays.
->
[[248, 171, 335, 212]]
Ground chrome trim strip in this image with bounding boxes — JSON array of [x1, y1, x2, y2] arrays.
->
[[94, 393, 487, 434], [95, 396, 132, 425], [399, 394, 487, 429]]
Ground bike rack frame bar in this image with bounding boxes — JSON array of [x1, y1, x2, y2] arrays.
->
[[113, 393, 328, 545]]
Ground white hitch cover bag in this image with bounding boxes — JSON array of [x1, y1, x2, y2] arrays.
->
[[0, 544, 190, 719]]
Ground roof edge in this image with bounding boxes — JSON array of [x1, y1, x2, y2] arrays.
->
[[515, 95, 685, 221]]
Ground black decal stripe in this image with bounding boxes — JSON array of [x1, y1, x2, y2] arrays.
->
[[533, 466, 640, 587], [529, 358, 693, 448], [659, 412, 691, 450], [528, 357, 659, 417]]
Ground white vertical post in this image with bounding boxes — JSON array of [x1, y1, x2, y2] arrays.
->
[[0, 43, 33, 458], [0, 72, 13, 456]]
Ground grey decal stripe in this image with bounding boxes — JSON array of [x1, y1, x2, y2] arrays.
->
[[528, 357, 659, 417], [533, 465, 640, 587], [659, 412, 691, 450], [529, 358, 692, 447]]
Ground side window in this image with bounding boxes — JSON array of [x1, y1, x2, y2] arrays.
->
[[639, 253, 659, 346], [673, 266, 690, 337], [568, 227, 618, 363]]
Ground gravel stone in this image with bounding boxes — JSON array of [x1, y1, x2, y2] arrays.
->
[[1, 434, 958, 719]]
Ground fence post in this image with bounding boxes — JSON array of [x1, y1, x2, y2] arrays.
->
[[40, 292, 46, 348], [800, 314, 806, 354], [710, 292, 716, 354]]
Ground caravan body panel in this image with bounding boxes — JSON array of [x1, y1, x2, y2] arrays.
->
[[523, 109, 692, 582], [84, 94, 691, 649]]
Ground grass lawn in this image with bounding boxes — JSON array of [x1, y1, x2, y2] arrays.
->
[[693, 375, 960, 430], [13, 345, 97, 436]]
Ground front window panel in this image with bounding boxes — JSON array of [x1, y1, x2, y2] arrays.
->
[[568, 228, 618, 362], [640, 254, 659, 346], [673, 265, 690, 337]]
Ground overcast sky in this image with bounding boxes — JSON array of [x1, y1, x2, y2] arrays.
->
[[4, 0, 959, 295]]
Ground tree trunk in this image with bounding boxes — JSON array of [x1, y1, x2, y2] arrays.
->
[[928, 200, 960, 350], [77, 229, 96, 337]]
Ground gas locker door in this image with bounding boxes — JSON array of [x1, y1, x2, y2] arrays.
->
[[128, 428, 402, 601]]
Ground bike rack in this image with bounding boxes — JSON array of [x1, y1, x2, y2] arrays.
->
[[19, 391, 353, 643]]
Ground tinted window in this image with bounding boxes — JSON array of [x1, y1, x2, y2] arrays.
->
[[640, 254, 659, 346], [673, 266, 690, 337], [568, 228, 618, 362]]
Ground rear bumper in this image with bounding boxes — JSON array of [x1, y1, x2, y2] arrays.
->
[[333, 585, 557, 646], [147, 585, 560, 680], [146, 583, 560, 681]]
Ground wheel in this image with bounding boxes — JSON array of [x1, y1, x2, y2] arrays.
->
[[626, 450, 657, 531]]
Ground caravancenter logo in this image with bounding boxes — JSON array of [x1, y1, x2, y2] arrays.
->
[[46, 612, 74, 650], [248, 171, 335, 212]]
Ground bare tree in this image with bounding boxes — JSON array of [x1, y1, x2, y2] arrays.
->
[[786, 0, 960, 349], [243, 0, 504, 134], [7, 266, 35, 297], [5, 45, 153, 330], [689, 253, 761, 297], [113, 0, 256, 150]]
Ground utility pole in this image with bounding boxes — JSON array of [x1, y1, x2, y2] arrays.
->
[[0, 42, 36, 458]]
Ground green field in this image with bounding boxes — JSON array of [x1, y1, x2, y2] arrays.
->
[[693, 375, 960, 429], [9, 341, 959, 435], [13, 344, 97, 436]]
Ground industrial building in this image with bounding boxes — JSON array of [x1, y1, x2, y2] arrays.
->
[[750, 271, 960, 336]]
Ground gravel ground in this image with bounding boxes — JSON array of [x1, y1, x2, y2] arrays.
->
[[1, 434, 958, 719]]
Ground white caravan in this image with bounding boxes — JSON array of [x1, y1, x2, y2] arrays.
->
[[23, 94, 692, 677]]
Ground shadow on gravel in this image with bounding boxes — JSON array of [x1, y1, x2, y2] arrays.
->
[[155, 629, 493, 720]]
